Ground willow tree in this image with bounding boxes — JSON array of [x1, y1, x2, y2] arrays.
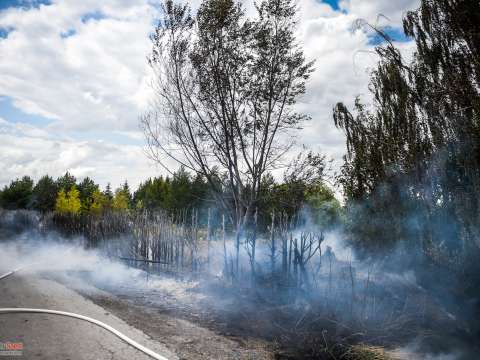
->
[[334, 0, 480, 258], [142, 0, 313, 275]]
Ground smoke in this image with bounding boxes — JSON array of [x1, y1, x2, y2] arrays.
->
[[321, 229, 353, 262], [0, 211, 145, 287], [0, 209, 478, 360], [0, 238, 144, 285]]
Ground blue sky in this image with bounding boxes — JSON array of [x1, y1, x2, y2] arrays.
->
[[0, 0, 51, 11], [0, 0, 419, 189], [0, 97, 53, 126], [322, 0, 340, 10]]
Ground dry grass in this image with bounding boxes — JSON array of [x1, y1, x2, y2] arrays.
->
[[342, 344, 403, 360]]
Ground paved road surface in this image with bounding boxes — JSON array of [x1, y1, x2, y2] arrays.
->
[[0, 272, 177, 360]]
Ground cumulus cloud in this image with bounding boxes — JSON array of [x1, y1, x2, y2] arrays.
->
[[339, 0, 420, 26], [0, 118, 163, 189], [0, 0, 157, 132], [294, 0, 419, 166], [0, 0, 421, 189]]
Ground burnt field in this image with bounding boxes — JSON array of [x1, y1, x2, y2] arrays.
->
[[1, 210, 478, 360], [77, 256, 474, 360]]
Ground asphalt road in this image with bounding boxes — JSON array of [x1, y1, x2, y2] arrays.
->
[[0, 272, 177, 360]]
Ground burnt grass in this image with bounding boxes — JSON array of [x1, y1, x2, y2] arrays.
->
[[75, 267, 477, 360]]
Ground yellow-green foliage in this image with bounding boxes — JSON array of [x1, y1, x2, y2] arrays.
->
[[55, 189, 68, 214], [304, 183, 342, 228], [89, 189, 106, 215], [112, 188, 129, 211], [55, 186, 81, 214]]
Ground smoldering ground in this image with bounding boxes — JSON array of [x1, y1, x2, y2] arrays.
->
[[0, 210, 478, 360]]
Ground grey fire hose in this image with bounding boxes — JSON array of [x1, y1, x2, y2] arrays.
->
[[0, 269, 169, 360]]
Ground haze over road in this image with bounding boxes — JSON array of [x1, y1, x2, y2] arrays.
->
[[0, 272, 176, 360]]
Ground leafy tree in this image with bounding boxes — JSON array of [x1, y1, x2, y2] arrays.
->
[[77, 177, 99, 212], [89, 189, 106, 215], [305, 183, 341, 229], [142, 0, 314, 273], [55, 185, 81, 214], [112, 187, 130, 211], [31, 175, 58, 213], [333, 0, 480, 255], [0, 176, 34, 209], [55, 189, 69, 214]]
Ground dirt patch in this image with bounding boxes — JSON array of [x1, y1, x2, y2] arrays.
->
[[82, 289, 277, 360]]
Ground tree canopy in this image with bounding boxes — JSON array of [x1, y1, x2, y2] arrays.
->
[[334, 0, 480, 259]]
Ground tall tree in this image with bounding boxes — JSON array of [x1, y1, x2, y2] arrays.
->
[[142, 0, 314, 274], [112, 187, 130, 211], [103, 183, 113, 200], [133, 176, 171, 210], [56, 172, 76, 192], [55, 186, 81, 215], [0, 176, 34, 210], [31, 175, 58, 213], [77, 177, 99, 211], [121, 180, 133, 207], [333, 0, 480, 255]]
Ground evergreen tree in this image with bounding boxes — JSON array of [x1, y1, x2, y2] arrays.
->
[[31, 175, 58, 213], [133, 177, 171, 210], [168, 167, 193, 211], [56, 172, 76, 192], [0, 176, 34, 209], [121, 180, 133, 208], [77, 177, 99, 212], [103, 183, 113, 200], [103, 183, 113, 211]]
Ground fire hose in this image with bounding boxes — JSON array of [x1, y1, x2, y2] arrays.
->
[[0, 267, 24, 281], [0, 269, 169, 360]]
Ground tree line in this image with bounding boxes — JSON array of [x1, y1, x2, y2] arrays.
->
[[0, 167, 340, 232]]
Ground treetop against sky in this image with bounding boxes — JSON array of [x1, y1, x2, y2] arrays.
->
[[0, 0, 418, 189]]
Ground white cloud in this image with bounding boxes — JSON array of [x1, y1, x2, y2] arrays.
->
[[294, 0, 419, 169], [0, 0, 421, 189], [339, 0, 420, 26], [0, 118, 162, 190], [0, 0, 157, 132]]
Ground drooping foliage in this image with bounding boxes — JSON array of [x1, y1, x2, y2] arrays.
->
[[334, 0, 480, 261]]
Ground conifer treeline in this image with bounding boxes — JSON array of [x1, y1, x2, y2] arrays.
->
[[0, 168, 207, 216], [0, 167, 341, 231]]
